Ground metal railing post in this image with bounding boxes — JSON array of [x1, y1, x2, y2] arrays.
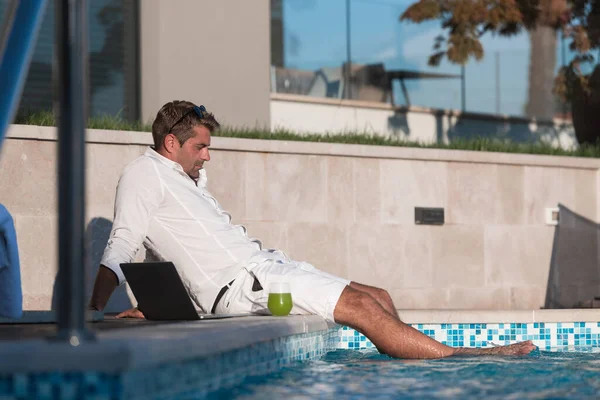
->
[[461, 65, 466, 112], [55, 0, 93, 343], [0, 0, 48, 150]]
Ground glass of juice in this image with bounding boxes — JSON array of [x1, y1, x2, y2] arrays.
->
[[267, 282, 293, 316]]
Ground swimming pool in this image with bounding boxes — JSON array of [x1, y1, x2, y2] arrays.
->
[[203, 320, 600, 399], [1, 314, 599, 399], [210, 348, 600, 399]]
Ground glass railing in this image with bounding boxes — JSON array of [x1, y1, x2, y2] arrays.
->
[[271, 0, 349, 97], [271, 0, 573, 120]]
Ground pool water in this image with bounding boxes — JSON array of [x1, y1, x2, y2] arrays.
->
[[209, 348, 600, 399]]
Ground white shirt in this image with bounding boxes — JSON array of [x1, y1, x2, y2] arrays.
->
[[101, 148, 283, 312]]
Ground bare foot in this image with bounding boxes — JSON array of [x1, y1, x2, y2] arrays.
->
[[454, 340, 537, 357]]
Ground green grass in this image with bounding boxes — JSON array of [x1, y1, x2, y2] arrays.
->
[[12, 111, 600, 158], [14, 110, 153, 132]]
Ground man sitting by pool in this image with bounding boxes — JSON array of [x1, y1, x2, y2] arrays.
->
[[89, 100, 535, 359]]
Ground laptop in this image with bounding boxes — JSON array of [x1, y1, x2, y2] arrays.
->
[[120, 261, 249, 321]]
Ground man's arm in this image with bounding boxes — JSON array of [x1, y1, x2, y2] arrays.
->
[[90, 159, 163, 310], [89, 266, 144, 318], [88, 265, 119, 311]]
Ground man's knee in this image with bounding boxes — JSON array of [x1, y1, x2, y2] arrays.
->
[[334, 286, 380, 322], [350, 289, 379, 309], [349, 282, 392, 304]]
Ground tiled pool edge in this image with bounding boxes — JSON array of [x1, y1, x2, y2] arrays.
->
[[340, 322, 600, 351], [2, 311, 600, 398], [0, 323, 340, 399], [123, 329, 340, 399]]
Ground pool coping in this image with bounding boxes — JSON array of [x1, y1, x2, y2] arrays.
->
[[1, 309, 599, 374], [0, 315, 332, 373], [398, 309, 600, 324]]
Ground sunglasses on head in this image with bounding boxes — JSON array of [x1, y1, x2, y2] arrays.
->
[[168, 105, 207, 133]]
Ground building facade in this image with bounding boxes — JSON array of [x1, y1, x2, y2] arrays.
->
[[3, 0, 574, 133]]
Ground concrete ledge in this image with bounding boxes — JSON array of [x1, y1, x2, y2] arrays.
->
[[0, 310, 104, 324], [271, 93, 570, 126], [6, 124, 153, 146], [0, 315, 332, 373], [211, 136, 600, 169], [6, 124, 600, 169], [399, 309, 600, 324], [1, 310, 599, 374]]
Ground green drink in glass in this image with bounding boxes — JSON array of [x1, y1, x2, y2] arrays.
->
[[268, 282, 293, 316]]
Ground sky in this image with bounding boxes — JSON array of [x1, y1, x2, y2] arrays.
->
[[281, 0, 572, 116]]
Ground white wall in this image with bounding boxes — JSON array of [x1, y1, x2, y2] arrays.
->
[[271, 94, 578, 150], [139, 0, 271, 128]]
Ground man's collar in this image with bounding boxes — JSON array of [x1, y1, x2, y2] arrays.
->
[[144, 147, 208, 187], [144, 147, 183, 171]]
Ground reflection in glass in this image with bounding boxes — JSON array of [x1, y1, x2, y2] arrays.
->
[[270, 0, 578, 118], [0, 0, 139, 120]]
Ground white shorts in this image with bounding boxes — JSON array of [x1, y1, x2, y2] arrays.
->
[[214, 260, 350, 323]]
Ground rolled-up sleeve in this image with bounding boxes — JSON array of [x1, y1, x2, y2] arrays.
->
[[100, 159, 163, 284]]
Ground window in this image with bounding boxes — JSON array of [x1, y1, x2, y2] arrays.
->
[[0, 0, 139, 121]]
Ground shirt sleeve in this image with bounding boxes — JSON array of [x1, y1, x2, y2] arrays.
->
[[100, 159, 163, 284]]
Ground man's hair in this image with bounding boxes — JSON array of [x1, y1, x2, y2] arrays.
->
[[152, 100, 220, 150]]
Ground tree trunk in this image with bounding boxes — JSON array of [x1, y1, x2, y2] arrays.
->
[[525, 26, 558, 121]]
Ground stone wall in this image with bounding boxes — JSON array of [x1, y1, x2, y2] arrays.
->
[[2, 124, 598, 312]]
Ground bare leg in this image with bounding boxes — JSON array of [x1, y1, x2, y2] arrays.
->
[[334, 286, 536, 359], [349, 282, 400, 355], [349, 282, 399, 319]]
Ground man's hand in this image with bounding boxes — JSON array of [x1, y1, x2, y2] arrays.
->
[[116, 307, 145, 319]]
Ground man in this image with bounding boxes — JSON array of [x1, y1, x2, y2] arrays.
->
[[90, 100, 535, 359]]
